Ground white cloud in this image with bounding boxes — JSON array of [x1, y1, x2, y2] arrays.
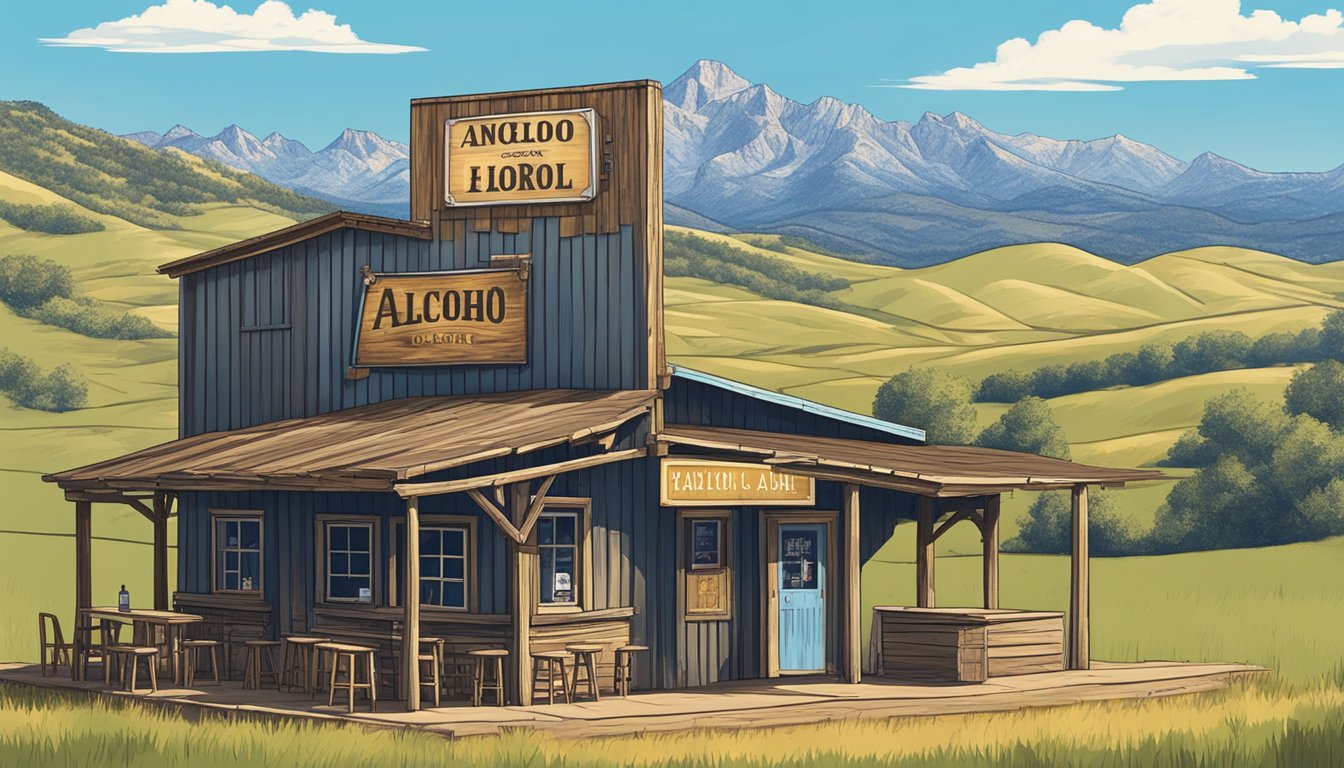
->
[[40, 0, 426, 54], [897, 0, 1344, 91]]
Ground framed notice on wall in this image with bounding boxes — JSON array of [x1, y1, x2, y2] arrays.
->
[[445, 108, 598, 207], [352, 268, 528, 367]]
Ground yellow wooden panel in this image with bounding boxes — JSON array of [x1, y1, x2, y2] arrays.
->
[[660, 459, 815, 506], [354, 269, 527, 366], [446, 109, 596, 206]]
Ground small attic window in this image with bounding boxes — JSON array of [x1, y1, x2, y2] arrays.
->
[[241, 256, 291, 331]]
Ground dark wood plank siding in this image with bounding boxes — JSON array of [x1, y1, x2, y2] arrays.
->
[[664, 377, 921, 445]]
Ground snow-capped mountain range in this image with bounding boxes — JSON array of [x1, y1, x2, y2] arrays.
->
[[124, 125, 409, 219], [126, 60, 1344, 264]]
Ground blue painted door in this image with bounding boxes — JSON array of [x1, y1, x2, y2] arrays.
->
[[778, 523, 827, 672]]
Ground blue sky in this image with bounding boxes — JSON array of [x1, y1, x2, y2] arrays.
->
[[4, 0, 1343, 171]]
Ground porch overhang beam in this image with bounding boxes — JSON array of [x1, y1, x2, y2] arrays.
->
[[392, 447, 647, 499]]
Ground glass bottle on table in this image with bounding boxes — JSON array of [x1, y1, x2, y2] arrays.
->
[[118, 584, 130, 612]]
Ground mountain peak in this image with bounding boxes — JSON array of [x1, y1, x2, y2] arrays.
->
[[666, 59, 751, 112], [161, 124, 200, 142]]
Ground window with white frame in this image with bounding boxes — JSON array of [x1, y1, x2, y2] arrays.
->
[[325, 521, 373, 602], [213, 513, 262, 593]]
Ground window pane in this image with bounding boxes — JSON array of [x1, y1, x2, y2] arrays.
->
[[351, 576, 371, 600], [445, 557, 464, 580], [351, 552, 370, 577], [349, 525, 370, 552], [420, 530, 440, 556], [555, 515, 576, 545], [443, 581, 465, 609], [226, 521, 239, 547], [330, 552, 348, 576], [539, 548, 555, 603], [241, 552, 259, 581], [538, 517, 553, 545], [420, 579, 440, 606], [330, 576, 351, 598], [240, 521, 260, 550], [225, 551, 239, 571], [329, 525, 348, 551], [553, 546, 575, 603], [224, 572, 239, 591], [420, 555, 440, 578], [444, 529, 465, 557]]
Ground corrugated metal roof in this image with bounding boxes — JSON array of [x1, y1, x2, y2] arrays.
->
[[669, 365, 926, 442]]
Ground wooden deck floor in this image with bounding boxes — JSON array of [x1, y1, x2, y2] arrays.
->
[[0, 661, 1262, 739]]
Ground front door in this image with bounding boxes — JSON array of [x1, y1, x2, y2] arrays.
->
[[777, 523, 827, 672]]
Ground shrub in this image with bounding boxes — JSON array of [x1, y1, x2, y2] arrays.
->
[[872, 369, 977, 445], [0, 254, 74, 310], [0, 200, 103, 234], [975, 396, 1070, 459], [28, 295, 171, 340], [1284, 359, 1344, 430], [664, 231, 849, 310], [1005, 489, 1137, 556], [0, 348, 87, 412]]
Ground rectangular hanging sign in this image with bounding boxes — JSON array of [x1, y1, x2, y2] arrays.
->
[[660, 459, 816, 506], [445, 108, 597, 206], [352, 268, 527, 367]]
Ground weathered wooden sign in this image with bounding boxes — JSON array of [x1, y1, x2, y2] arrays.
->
[[353, 268, 527, 367], [660, 460, 815, 506], [445, 108, 597, 206]]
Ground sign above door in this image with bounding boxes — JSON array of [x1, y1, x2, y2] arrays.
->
[[445, 108, 597, 207], [660, 459, 815, 506]]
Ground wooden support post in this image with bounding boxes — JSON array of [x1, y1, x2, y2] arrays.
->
[[1068, 485, 1090, 670], [915, 496, 935, 608], [982, 495, 1000, 610], [508, 483, 535, 706], [403, 496, 422, 711], [72, 501, 91, 681], [842, 483, 862, 683], [152, 494, 169, 611]]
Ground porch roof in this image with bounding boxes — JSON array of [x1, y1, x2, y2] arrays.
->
[[44, 389, 656, 494], [660, 425, 1164, 496]]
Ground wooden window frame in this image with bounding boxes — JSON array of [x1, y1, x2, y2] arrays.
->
[[533, 497, 592, 616], [209, 509, 264, 596], [388, 514, 479, 614], [676, 509, 733, 622], [315, 516, 380, 605]]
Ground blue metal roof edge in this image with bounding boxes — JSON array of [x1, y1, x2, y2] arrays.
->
[[668, 365, 927, 443]]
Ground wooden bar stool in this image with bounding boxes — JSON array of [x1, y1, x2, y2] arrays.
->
[[467, 649, 507, 706], [106, 645, 159, 693], [530, 650, 573, 705], [565, 643, 604, 702], [614, 644, 648, 697], [242, 639, 281, 690], [181, 639, 221, 687], [280, 636, 331, 695], [418, 637, 445, 708], [319, 643, 377, 714], [37, 613, 71, 677]]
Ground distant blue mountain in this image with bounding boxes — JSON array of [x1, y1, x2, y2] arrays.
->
[[127, 60, 1344, 265]]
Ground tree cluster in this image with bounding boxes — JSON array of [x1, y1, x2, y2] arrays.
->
[[0, 255, 171, 339], [0, 200, 104, 235], [1003, 489, 1138, 556], [976, 324, 1328, 403], [0, 347, 86, 412], [665, 230, 849, 309]]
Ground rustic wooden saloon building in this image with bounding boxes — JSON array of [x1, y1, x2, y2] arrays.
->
[[45, 79, 1159, 710]]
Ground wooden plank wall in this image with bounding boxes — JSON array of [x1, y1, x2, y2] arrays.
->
[[663, 377, 922, 445]]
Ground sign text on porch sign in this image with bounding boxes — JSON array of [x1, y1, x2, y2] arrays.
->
[[445, 108, 597, 206], [660, 460, 815, 506], [353, 268, 528, 367]]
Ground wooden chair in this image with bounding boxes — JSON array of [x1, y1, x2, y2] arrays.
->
[[614, 644, 648, 697], [530, 650, 573, 705], [280, 636, 331, 695], [467, 649, 507, 706], [106, 645, 159, 693], [181, 639, 221, 687], [565, 643, 604, 702], [242, 639, 281, 690], [418, 637, 445, 708], [76, 617, 122, 682], [319, 642, 377, 714], [37, 613, 71, 677]]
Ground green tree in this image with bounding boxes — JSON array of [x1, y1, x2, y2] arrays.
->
[[1318, 309, 1344, 361], [1131, 342, 1175, 384], [872, 369, 977, 445], [0, 254, 74, 310], [1183, 388, 1289, 469], [1006, 489, 1137, 556], [975, 396, 1070, 459], [1152, 455, 1263, 551], [1170, 330, 1252, 376], [1298, 478, 1344, 539], [976, 370, 1032, 402], [1284, 360, 1344, 430]]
